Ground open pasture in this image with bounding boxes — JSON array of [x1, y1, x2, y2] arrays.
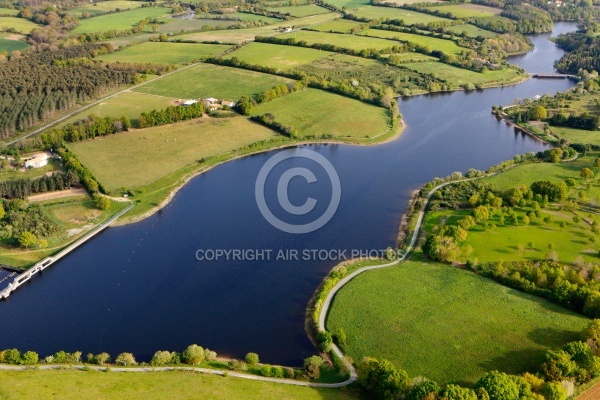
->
[[71, 7, 169, 33], [98, 42, 231, 64], [224, 42, 332, 70]]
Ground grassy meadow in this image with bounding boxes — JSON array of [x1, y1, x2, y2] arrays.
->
[[277, 30, 401, 51], [402, 61, 522, 87], [350, 6, 453, 25], [0, 370, 359, 400], [268, 5, 331, 17], [359, 28, 467, 54], [151, 17, 235, 34], [98, 42, 231, 64], [72, 7, 170, 33], [175, 13, 338, 43], [551, 126, 600, 146], [68, 1, 144, 17], [0, 7, 19, 16], [309, 19, 363, 34], [447, 23, 497, 38], [224, 42, 332, 70], [60, 91, 177, 128], [69, 117, 277, 190], [251, 88, 390, 139], [134, 63, 291, 100], [0, 17, 39, 34], [429, 4, 502, 18], [327, 259, 590, 385], [0, 35, 29, 54]]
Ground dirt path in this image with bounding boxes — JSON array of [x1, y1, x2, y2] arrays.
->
[[578, 382, 600, 400], [27, 188, 88, 202]]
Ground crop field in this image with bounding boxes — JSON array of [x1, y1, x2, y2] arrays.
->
[[0, 17, 40, 34], [101, 32, 156, 47], [98, 42, 231, 64], [134, 63, 291, 100], [69, 117, 277, 190], [267, 5, 331, 17], [383, 52, 438, 63], [68, 1, 143, 17], [251, 88, 390, 138], [402, 61, 521, 87], [224, 42, 332, 70], [152, 17, 236, 34], [327, 259, 590, 384], [0, 35, 29, 54], [429, 4, 502, 18], [551, 126, 600, 146], [0, 7, 18, 15], [309, 19, 363, 34], [359, 28, 467, 54], [381, 0, 442, 4], [0, 370, 357, 400], [174, 13, 338, 43], [277, 30, 401, 51], [350, 6, 453, 25], [60, 91, 177, 128], [323, 0, 369, 10], [224, 12, 283, 23], [71, 7, 170, 33], [447, 23, 497, 38]]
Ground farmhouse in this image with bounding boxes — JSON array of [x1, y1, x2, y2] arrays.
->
[[183, 99, 198, 106], [24, 152, 49, 169], [221, 100, 236, 107], [203, 98, 219, 105]]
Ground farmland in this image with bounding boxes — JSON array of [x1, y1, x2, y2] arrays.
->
[[322, 0, 370, 10], [350, 6, 453, 25], [267, 5, 331, 17], [134, 63, 291, 100], [151, 17, 236, 34], [71, 7, 170, 34], [0, 7, 18, 16], [447, 23, 497, 38], [60, 91, 177, 128], [0, 17, 40, 34], [359, 28, 468, 55], [69, 117, 277, 190], [402, 61, 522, 88], [224, 42, 332, 70], [276, 30, 402, 51], [174, 13, 338, 43], [0, 35, 29, 54], [0, 370, 358, 400], [326, 259, 590, 384], [67, 1, 144, 17], [429, 4, 502, 18], [551, 126, 600, 146], [309, 19, 363, 34], [98, 42, 231, 65], [251, 88, 390, 139]]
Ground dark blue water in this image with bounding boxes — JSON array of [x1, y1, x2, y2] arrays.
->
[[0, 24, 577, 366]]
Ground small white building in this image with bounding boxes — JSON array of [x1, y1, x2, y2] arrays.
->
[[221, 100, 236, 107], [183, 99, 198, 106], [203, 98, 219, 105], [24, 153, 49, 169]]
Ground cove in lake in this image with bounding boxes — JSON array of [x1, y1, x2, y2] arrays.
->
[[0, 23, 577, 366]]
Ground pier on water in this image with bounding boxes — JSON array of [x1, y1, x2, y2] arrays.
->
[[0, 203, 133, 300], [530, 73, 579, 80]]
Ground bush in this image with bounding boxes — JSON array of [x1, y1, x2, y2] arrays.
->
[[475, 371, 519, 400], [284, 367, 295, 378], [95, 196, 111, 210], [115, 352, 136, 366], [0, 349, 21, 365], [358, 357, 411, 400], [407, 380, 440, 400], [245, 352, 259, 366], [542, 382, 567, 400], [316, 331, 333, 352], [21, 351, 39, 365], [260, 365, 274, 377], [182, 344, 204, 365], [439, 384, 478, 400], [303, 356, 324, 380], [229, 359, 247, 371], [204, 348, 217, 361], [151, 351, 174, 366], [87, 352, 110, 365]]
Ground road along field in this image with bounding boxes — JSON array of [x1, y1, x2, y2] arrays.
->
[[68, 117, 278, 190], [98, 42, 232, 65], [326, 258, 590, 385]]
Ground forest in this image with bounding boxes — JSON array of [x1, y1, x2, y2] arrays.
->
[[554, 26, 600, 74]]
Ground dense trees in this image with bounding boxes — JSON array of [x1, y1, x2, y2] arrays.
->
[[0, 171, 79, 199], [138, 103, 204, 129], [358, 357, 410, 400], [500, 5, 553, 34], [182, 344, 205, 365], [554, 31, 600, 74]]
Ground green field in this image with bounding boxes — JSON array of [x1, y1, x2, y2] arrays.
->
[[321, 0, 370, 10], [383, 52, 438, 63], [0, 370, 358, 400], [447, 23, 497, 38], [551, 126, 599, 146], [175, 13, 338, 43], [251, 88, 390, 138], [0, 157, 61, 183], [309, 19, 363, 34], [429, 4, 502, 18], [72, 7, 170, 33], [327, 259, 590, 385], [152, 17, 235, 34], [224, 12, 283, 23], [267, 5, 331, 17], [134, 63, 291, 100], [60, 91, 177, 128], [0, 17, 40, 34], [350, 6, 452, 25], [69, 117, 277, 190], [0, 36, 29, 54], [0, 7, 19, 16], [68, 1, 144, 17], [277, 30, 401, 51], [403, 61, 521, 88], [99, 42, 231, 64], [224, 42, 332, 71], [360, 28, 467, 55]]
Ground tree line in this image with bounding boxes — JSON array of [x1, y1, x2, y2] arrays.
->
[[138, 103, 204, 129]]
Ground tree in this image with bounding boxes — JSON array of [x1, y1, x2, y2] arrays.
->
[[245, 352, 259, 366], [473, 205, 490, 223], [581, 168, 595, 180], [595, 158, 600, 169], [316, 331, 333, 352], [95, 196, 111, 210], [530, 105, 548, 120], [18, 231, 37, 248], [21, 351, 39, 365], [115, 352, 136, 366], [541, 349, 577, 381], [439, 384, 478, 400], [357, 357, 410, 400], [475, 371, 519, 400], [204, 348, 217, 361], [151, 351, 174, 366], [407, 380, 440, 400], [304, 356, 324, 380], [182, 344, 204, 365], [542, 382, 567, 400]]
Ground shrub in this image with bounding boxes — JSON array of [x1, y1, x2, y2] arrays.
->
[[204, 348, 217, 361], [21, 351, 39, 365], [182, 344, 204, 365], [303, 356, 324, 380], [475, 371, 519, 400], [115, 352, 136, 366], [316, 331, 333, 352], [229, 359, 247, 371], [245, 352, 259, 366], [284, 367, 295, 378], [151, 351, 174, 366], [358, 357, 411, 400], [439, 384, 478, 400], [407, 380, 440, 400], [260, 365, 274, 377], [0, 349, 21, 365], [542, 382, 567, 400]]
